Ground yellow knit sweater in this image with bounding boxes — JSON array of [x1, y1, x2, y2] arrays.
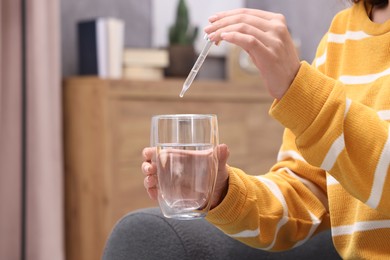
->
[[207, 2, 390, 259]]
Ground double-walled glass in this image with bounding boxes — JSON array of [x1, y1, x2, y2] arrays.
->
[[150, 114, 219, 220]]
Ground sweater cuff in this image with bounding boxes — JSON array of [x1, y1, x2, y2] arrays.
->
[[206, 167, 248, 225], [269, 61, 333, 136]]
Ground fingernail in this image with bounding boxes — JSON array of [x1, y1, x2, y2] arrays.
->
[[208, 32, 216, 40], [144, 164, 151, 173]]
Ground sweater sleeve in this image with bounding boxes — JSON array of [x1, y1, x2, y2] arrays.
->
[[206, 128, 331, 251], [270, 61, 390, 216]]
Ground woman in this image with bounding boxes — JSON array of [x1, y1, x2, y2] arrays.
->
[[140, 0, 390, 258]]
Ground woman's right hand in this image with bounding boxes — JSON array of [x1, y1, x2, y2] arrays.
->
[[141, 144, 230, 208], [204, 8, 301, 100]]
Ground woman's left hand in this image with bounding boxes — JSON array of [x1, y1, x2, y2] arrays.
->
[[205, 8, 301, 100]]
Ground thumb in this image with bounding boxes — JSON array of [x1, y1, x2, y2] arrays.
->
[[216, 143, 229, 185], [210, 144, 230, 209], [217, 143, 229, 167]]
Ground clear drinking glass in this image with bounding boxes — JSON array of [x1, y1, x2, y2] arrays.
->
[[150, 114, 219, 220]]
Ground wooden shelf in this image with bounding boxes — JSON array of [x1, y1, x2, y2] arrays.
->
[[63, 77, 284, 260]]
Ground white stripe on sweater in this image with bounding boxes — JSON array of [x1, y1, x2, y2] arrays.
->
[[326, 174, 340, 186], [321, 99, 352, 171], [255, 176, 289, 250], [293, 212, 321, 248], [378, 110, 390, 121], [280, 167, 328, 209], [315, 31, 370, 67], [365, 126, 390, 209], [315, 50, 327, 68], [321, 134, 345, 172], [327, 31, 371, 43], [339, 67, 390, 85], [277, 150, 307, 163], [229, 228, 260, 238], [281, 167, 318, 194], [332, 220, 390, 236]]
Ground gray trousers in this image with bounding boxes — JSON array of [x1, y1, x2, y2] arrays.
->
[[103, 208, 341, 260]]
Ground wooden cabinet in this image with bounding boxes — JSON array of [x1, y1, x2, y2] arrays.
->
[[63, 77, 284, 260]]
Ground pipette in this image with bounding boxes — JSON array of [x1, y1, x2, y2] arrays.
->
[[179, 35, 213, 98]]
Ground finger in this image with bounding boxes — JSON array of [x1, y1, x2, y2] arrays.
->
[[205, 14, 269, 39], [142, 147, 155, 161], [209, 12, 271, 30], [144, 174, 158, 189], [207, 22, 274, 48], [210, 144, 230, 208], [142, 161, 157, 176], [209, 8, 277, 23], [205, 17, 279, 51], [216, 144, 230, 185], [220, 31, 269, 64], [147, 187, 158, 200], [206, 11, 287, 44], [217, 144, 230, 166]]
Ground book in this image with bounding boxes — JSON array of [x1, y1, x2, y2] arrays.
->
[[106, 18, 124, 78], [122, 48, 169, 68], [78, 17, 124, 78], [122, 66, 164, 81]]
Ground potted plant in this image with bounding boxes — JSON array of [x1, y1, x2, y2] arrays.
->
[[166, 0, 199, 77]]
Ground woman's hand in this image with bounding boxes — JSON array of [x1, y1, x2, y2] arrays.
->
[[141, 144, 230, 209], [205, 8, 301, 100], [141, 147, 159, 200]]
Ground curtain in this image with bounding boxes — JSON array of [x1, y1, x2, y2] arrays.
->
[[0, 0, 23, 257], [0, 0, 64, 259]]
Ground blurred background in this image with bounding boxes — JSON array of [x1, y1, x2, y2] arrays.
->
[[1, 0, 346, 259], [61, 0, 345, 79]]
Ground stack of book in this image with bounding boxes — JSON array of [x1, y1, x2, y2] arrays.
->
[[78, 17, 125, 79], [122, 48, 169, 81]]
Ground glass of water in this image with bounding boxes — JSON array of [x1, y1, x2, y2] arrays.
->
[[150, 114, 219, 220]]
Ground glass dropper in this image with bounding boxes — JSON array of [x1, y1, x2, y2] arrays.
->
[[179, 35, 213, 98]]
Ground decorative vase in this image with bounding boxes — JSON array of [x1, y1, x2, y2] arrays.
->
[[165, 45, 196, 78]]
